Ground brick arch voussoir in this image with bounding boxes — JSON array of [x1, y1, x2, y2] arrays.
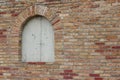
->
[[14, 4, 60, 31]]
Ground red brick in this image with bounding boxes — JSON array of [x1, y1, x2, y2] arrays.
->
[[112, 46, 120, 49], [12, 13, 19, 17], [90, 74, 100, 77], [0, 12, 7, 14], [64, 76, 73, 79], [0, 34, 6, 37], [55, 27, 62, 30], [27, 62, 46, 65], [0, 73, 3, 75], [99, 46, 110, 49], [95, 50, 104, 53], [0, 29, 7, 32], [3, 67, 10, 70], [106, 56, 118, 59], [0, 32, 3, 34], [64, 70, 73, 73], [70, 73, 78, 76], [52, 19, 60, 25], [95, 78, 103, 80], [95, 42, 105, 45], [37, 62, 46, 65]]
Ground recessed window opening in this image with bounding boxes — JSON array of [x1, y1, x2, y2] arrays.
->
[[22, 16, 54, 62]]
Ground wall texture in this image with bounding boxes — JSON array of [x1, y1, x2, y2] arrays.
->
[[0, 0, 120, 80]]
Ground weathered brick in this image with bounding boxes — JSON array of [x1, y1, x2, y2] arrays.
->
[[0, 0, 119, 80]]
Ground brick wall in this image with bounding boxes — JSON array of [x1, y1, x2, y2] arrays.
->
[[0, 0, 120, 80]]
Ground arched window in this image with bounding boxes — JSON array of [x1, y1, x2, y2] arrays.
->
[[22, 16, 54, 62]]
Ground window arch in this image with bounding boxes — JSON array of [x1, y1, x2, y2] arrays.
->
[[22, 16, 54, 62]]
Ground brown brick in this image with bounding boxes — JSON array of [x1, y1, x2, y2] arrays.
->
[[106, 35, 117, 41], [95, 42, 105, 45]]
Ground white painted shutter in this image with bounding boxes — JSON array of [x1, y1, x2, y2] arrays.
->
[[22, 17, 54, 62], [41, 18, 54, 62]]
